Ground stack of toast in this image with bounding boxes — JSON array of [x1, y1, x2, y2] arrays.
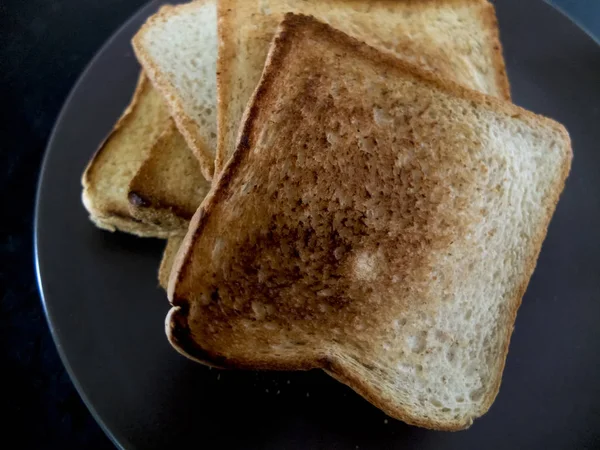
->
[[82, 0, 572, 430]]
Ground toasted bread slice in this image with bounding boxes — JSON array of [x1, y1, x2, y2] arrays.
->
[[128, 121, 210, 234], [215, 0, 510, 174], [82, 73, 174, 238], [159, 237, 184, 290], [167, 15, 571, 430], [133, 0, 217, 180]]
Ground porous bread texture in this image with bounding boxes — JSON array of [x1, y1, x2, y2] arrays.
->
[[81, 73, 175, 238], [133, 0, 217, 180], [168, 15, 571, 430], [159, 237, 184, 290], [215, 0, 510, 174], [128, 121, 210, 234]]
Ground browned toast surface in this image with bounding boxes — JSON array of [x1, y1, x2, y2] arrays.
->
[[168, 15, 570, 429], [128, 121, 210, 233]]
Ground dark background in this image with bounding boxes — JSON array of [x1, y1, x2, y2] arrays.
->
[[0, 0, 598, 448]]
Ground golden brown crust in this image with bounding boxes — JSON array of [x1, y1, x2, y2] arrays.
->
[[132, 1, 215, 180], [88, 211, 174, 239], [480, 0, 511, 100], [81, 73, 176, 238], [169, 13, 571, 429], [159, 237, 184, 290], [214, 0, 235, 175], [82, 72, 147, 214]]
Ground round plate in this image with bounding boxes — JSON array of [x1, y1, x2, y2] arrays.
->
[[36, 1, 600, 448]]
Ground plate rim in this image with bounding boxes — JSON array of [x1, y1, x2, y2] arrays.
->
[[544, 0, 600, 45], [33, 0, 600, 448], [34, 1, 162, 448]]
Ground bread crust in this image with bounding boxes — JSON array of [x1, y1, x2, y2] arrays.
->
[[132, 1, 216, 180], [81, 72, 177, 238], [479, 0, 511, 101], [159, 237, 185, 289], [168, 14, 571, 430], [87, 212, 174, 238]]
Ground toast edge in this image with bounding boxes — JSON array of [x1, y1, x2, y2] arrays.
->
[[480, 0, 511, 100], [214, 0, 236, 175], [81, 72, 176, 238], [81, 72, 147, 217], [159, 237, 185, 289], [86, 210, 175, 238], [132, 1, 216, 181], [167, 13, 572, 429]]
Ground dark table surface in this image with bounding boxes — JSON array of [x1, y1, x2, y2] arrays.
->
[[1, 1, 598, 448]]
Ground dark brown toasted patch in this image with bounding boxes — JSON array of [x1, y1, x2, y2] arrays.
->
[[128, 191, 150, 208]]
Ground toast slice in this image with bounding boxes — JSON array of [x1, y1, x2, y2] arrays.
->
[[133, 0, 217, 180], [82, 73, 174, 238], [167, 15, 571, 430], [128, 121, 210, 234], [215, 0, 510, 174], [159, 237, 184, 290]]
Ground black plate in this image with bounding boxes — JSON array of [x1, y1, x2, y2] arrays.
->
[[35, 1, 600, 448]]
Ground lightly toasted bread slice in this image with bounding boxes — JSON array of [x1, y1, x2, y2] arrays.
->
[[82, 73, 175, 238], [167, 15, 571, 430], [215, 0, 510, 174], [128, 121, 211, 234], [133, 0, 217, 180]]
